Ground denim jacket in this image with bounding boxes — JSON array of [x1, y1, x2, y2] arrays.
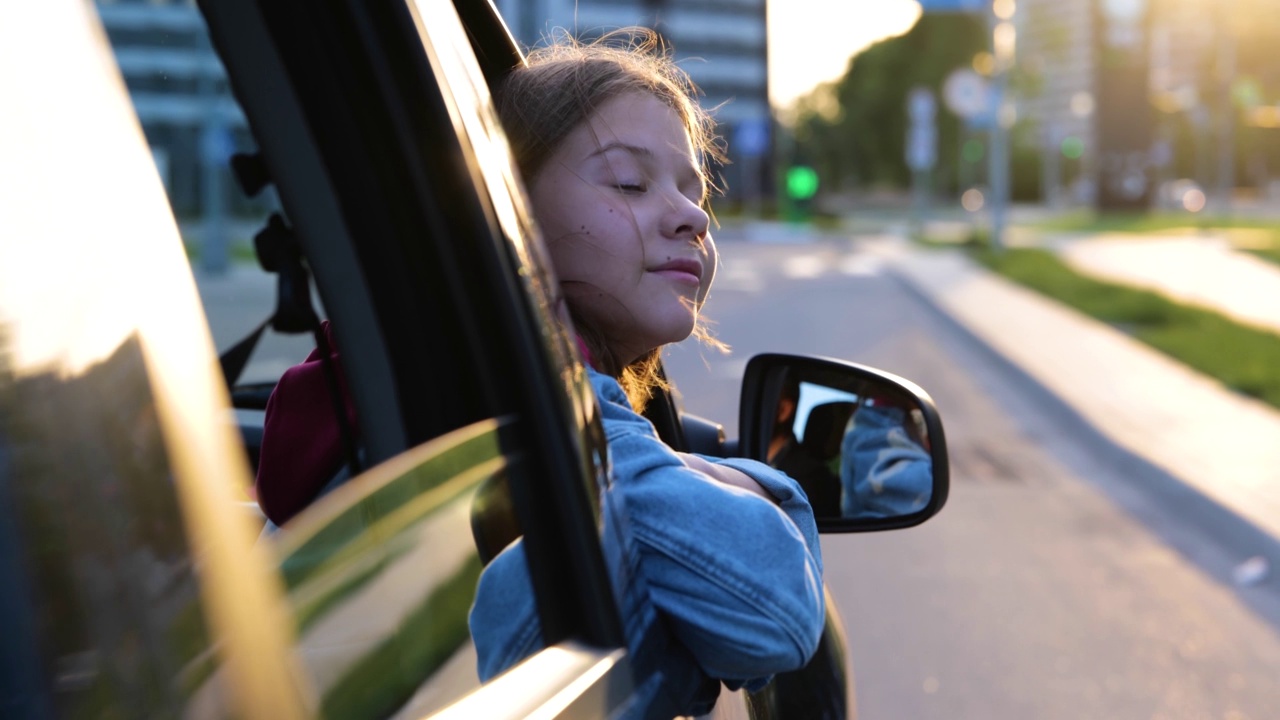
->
[[469, 368, 825, 718], [839, 404, 933, 518]]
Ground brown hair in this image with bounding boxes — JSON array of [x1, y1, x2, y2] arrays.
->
[[496, 28, 728, 411]]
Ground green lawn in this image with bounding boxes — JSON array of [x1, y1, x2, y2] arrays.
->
[[971, 247, 1280, 410], [1018, 211, 1280, 267], [1023, 209, 1280, 235], [1247, 245, 1280, 266], [320, 555, 482, 720], [183, 240, 258, 265]]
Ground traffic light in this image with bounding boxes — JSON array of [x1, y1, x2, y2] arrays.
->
[[785, 165, 819, 201], [783, 165, 818, 223]]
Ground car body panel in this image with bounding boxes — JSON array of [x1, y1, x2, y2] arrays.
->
[[0, 2, 308, 716]]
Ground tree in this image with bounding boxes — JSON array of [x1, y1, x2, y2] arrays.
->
[[792, 12, 988, 195]]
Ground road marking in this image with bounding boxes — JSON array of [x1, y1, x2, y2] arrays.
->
[[715, 261, 763, 291], [838, 254, 884, 276], [783, 254, 826, 278]]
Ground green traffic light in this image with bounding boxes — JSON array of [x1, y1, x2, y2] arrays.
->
[[962, 139, 984, 164], [1061, 136, 1084, 160], [786, 166, 819, 200]]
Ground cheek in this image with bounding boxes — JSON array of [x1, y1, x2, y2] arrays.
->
[[532, 192, 572, 240], [547, 238, 588, 284], [534, 197, 593, 277], [553, 215, 638, 276]]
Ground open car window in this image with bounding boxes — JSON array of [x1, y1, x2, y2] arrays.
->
[[99, 3, 514, 716], [98, 0, 628, 717]]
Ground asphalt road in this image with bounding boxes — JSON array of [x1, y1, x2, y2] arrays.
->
[[196, 235, 1280, 719], [662, 235, 1280, 720]]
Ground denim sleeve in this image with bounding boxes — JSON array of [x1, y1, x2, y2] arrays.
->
[[839, 405, 933, 518], [593, 371, 825, 683], [703, 455, 822, 576], [469, 540, 543, 682]]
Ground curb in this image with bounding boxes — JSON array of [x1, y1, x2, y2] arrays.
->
[[877, 244, 1280, 595]]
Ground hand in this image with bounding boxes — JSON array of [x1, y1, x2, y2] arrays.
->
[[677, 452, 774, 502]]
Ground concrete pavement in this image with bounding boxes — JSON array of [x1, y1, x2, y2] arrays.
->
[[872, 234, 1280, 586]]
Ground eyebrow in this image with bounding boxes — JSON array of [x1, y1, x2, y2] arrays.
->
[[588, 142, 654, 160]]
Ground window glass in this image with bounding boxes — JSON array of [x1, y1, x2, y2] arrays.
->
[[100, 2, 522, 716], [97, 1, 314, 384], [263, 421, 513, 718]]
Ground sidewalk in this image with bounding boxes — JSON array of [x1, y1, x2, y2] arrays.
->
[[1057, 233, 1280, 335], [879, 237, 1280, 570]]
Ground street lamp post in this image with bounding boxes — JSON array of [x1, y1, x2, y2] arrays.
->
[[988, 0, 1016, 251], [1215, 21, 1236, 213]]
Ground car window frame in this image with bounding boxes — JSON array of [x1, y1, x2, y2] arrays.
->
[[195, 0, 632, 706]]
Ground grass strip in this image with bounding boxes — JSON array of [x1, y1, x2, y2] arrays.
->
[[320, 553, 482, 720], [291, 542, 414, 636], [1247, 246, 1280, 267], [971, 247, 1280, 410], [1024, 210, 1280, 236]]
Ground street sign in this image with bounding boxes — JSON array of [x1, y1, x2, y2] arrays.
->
[[908, 87, 937, 122], [733, 117, 771, 158], [906, 124, 938, 172], [916, 0, 986, 13], [906, 87, 937, 172], [943, 68, 990, 119]]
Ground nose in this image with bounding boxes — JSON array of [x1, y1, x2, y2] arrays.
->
[[665, 191, 710, 244]]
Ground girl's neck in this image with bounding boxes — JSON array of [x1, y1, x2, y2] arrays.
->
[[575, 335, 598, 370]]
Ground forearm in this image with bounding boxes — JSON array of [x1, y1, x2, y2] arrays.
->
[[615, 447, 826, 678], [676, 452, 772, 501], [591, 369, 825, 679]]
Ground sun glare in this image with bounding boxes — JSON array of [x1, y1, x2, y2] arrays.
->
[[768, 0, 923, 111]]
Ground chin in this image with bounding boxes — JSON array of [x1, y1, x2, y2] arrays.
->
[[657, 318, 698, 346]]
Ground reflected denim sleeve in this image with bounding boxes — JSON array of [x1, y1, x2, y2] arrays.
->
[[839, 405, 932, 518], [469, 541, 543, 682]]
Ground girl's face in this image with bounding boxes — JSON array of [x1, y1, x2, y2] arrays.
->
[[529, 91, 714, 367]]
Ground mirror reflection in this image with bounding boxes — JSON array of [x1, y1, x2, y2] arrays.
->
[[766, 371, 933, 522]]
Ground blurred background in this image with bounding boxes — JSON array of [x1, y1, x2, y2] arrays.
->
[[99, 0, 1280, 261], [98, 1, 1280, 718]]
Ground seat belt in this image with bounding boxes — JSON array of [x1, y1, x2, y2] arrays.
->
[[219, 213, 318, 387], [218, 213, 363, 477]]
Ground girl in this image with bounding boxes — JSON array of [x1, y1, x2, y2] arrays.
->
[[470, 30, 826, 717]]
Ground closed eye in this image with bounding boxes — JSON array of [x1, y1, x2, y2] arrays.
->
[[615, 183, 647, 194], [683, 186, 709, 206], [679, 171, 708, 205]]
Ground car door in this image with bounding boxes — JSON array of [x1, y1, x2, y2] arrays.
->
[[2, 0, 643, 716], [195, 0, 643, 716], [0, 2, 309, 716]]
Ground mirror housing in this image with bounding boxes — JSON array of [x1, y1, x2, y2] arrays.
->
[[740, 353, 950, 533]]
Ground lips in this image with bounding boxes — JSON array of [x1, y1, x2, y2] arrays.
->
[[650, 258, 703, 285]]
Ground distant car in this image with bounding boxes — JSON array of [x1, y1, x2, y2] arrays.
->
[[0, 0, 948, 718]]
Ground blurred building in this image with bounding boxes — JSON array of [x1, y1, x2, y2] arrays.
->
[[1148, 0, 1215, 107], [1147, 0, 1219, 199], [494, 0, 774, 205], [96, 0, 250, 220], [1016, 0, 1257, 209], [99, 0, 771, 213], [1015, 0, 1096, 205]]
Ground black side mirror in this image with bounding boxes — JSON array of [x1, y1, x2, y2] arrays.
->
[[740, 353, 950, 533]]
